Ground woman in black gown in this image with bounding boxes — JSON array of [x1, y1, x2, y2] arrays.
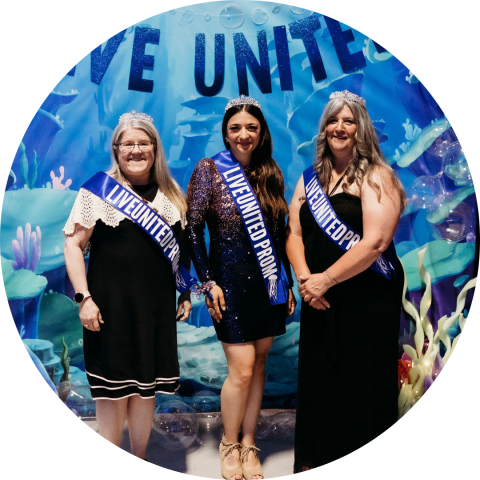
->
[[286, 91, 406, 471], [63, 111, 191, 459]]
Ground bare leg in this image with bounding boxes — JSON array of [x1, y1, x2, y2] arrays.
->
[[126, 395, 155, 459], [96, 398, 128, 447], [221, 342, 256, 480], [241, 337, 274, 479], [242, 337, 274, 444]]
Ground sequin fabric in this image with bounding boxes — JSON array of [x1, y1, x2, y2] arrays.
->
[[187, 158, 293, 344]]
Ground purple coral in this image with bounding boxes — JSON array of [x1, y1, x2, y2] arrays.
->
[[424, 375, 433, 393], [12, 223, 41, 272], [24, 223, 31, 266], [50, 166, 72, 190], [432, 352, 444, 380]]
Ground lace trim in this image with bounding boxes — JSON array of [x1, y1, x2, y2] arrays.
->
[[63, 185, 186, 236]]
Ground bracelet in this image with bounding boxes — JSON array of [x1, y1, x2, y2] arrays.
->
[[324, 269, 338, 285], [82, 241, 92, 257], [191, 280, 216, 299]]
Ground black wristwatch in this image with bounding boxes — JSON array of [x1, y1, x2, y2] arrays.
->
[[74, 290, 91, 304]]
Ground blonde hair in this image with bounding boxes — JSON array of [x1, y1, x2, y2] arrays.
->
[[315, 98, 406, 212], [109, 117, 187, 216]]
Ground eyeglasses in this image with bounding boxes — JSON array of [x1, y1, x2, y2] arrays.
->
[[115, 142, 156, 152]]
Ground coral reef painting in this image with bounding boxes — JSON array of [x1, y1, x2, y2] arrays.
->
[[1, 1, 477, 423]]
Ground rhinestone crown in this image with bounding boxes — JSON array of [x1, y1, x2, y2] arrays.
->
[[329, 90, 366, 106], [118, 110, 154, 124], [225, 95, 261, 112]]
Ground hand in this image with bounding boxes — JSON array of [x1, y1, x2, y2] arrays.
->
[[308, 295, 330, 311], [287, 288, 296, 317], [79, 297, 103, 331], [177, 291, 192, 321], [205, 285, 226, 323], [298, 274, 331, 310]]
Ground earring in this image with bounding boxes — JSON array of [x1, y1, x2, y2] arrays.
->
[[225, 137, 230, 143]]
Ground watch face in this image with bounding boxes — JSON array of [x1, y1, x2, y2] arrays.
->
[[74, 292, 84, 303]]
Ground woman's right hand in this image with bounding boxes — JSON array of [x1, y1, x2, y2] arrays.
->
[[298, 274, 331, 311], [205, 285, 226, 323], [308, 296, 330, 311], [79, 297, 104, 331]]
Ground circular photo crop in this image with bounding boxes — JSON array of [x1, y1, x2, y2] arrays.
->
[[1, 1, 478, 478]]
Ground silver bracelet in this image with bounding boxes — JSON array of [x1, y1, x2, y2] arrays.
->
[[324, 269, 338, 285], [191, 280, 216, 299]]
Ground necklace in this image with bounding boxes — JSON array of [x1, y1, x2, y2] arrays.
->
[[327, 174, 345, 197]]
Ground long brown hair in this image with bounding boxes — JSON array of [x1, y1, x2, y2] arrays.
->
[[222, 104, 288, 219], [315, 98, 407, 212]]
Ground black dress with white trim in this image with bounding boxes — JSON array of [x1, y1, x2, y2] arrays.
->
[[68, 182, 181, 400]]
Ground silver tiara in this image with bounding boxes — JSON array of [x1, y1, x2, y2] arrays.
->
[[329, 90, 366, 106], [118, 110, 154, 124], [225, 95, 261, 112]]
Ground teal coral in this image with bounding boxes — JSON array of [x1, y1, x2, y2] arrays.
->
[[400, 240, 475, 291], [2, 256, 47, 300], [38, 292, 83, 366], [1, 188, 77, 272], [453, 275, 469, 288], [23, 342, 58, 394], [391, 118, 451, 167], [426, 186, 475, 224]]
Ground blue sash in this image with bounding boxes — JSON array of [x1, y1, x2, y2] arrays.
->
[[303, 165, 396, 280], [81, 172, 197, 294], [212, 150, 289, 305]]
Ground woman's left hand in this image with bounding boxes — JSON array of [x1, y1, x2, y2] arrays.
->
[[287, 288, 297, 317], [177, 291, 192, 321], [298, 274, 331, 308]]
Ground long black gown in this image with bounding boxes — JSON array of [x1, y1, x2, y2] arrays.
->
[[294, 194, 403, 471], [83, 183, 181, 400]]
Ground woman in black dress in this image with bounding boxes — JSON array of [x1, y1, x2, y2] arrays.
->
[[187, 97, 296, 480], [286, 91, 406, 471], [63, 111, 191, 459]]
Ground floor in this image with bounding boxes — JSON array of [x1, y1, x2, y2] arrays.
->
[[84, 410, 295, 478]]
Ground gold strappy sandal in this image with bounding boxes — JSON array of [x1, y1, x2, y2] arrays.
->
[[220, 434, 243, 480], [240, 444, 263, 480]]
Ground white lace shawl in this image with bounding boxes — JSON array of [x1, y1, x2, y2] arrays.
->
[[63, 185, 186, 236]]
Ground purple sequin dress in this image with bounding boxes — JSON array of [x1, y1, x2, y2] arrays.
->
[[186, 158, 293, 344]]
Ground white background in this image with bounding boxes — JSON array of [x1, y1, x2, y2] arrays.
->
[[0, 1, 478, 478]]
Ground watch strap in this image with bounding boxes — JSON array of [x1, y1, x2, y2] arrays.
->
[[74, 291, 91, 304]]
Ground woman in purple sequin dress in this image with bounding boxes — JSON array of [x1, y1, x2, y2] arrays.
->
[[187, 99, 296, 480]]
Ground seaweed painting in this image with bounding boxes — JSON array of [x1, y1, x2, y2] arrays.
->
[[398, 246, 476, 417], [18, 142, 39, 189], [58, 336, 71, 402]]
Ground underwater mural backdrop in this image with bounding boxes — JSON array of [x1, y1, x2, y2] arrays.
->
[[1, 0, 478, 430]]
